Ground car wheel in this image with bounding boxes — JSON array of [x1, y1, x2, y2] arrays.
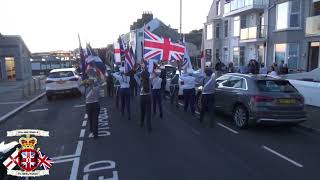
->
[[233, 105, 249, 129], [47, 95, 52, 101]]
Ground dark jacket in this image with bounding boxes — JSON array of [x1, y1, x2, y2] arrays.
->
[[140, 70, 150, 94]]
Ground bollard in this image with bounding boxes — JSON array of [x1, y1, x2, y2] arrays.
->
[[33, 78, 37, 93], [28, 81, 31, 96], [22, 82, 26, 98], [38, 78, 41, 91]]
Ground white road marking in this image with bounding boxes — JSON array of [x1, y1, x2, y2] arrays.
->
[[82, 121, 87, 127], [28, 108, 48, 113], [51, 140, 83, 161], [217, 123, 239, 134], [195, 111, 200, 115], [0, 101, 27, 105], [74, 104, 85, 108], [79, 129, 85, 138], [262, 146, 303, 168], [84, 113, 88, 119], [70, 157, 80, 180], [178, 103, 184, 106]]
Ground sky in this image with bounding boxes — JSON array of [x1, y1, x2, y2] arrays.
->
[[0, 0, 212, 52]]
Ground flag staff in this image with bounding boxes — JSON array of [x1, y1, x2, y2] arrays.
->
[[179, 0, 183, 41]]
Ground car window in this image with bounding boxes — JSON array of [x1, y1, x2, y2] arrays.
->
[[48, 71, 74, 78], [216, 75, 230, 84], [220, 76, 247, 89], [256, 80, 297, 93]]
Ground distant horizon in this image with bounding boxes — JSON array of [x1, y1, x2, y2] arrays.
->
[[0, 0, 212, 53]]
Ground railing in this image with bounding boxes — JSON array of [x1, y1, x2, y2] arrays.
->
[[306, 15, 320, 36], [224, 0, 265, 14], [240, 25, 266, 41]]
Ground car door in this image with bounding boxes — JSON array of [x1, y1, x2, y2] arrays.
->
[[215, 75, 230, 109], [218, 76, 247, 114]]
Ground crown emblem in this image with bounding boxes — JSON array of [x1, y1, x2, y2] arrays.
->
[[19, 134, 37, 149]]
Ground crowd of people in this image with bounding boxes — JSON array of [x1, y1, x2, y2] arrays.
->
[[81, 61, 217, 137], [215, 59, 289, 77]]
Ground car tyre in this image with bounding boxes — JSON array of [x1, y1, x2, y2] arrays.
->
[[233, 105, 249, 129]]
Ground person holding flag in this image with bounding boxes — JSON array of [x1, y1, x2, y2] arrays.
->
[[151, 68, 163, 119], [112, 66, 131, 120]]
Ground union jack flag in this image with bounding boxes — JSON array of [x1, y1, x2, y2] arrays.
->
[[37, 151, 53, 170], [124, 47, 135, 73], [143, 29, 185, 62]]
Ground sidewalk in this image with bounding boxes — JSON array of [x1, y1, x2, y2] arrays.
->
[[0, 76, 46, 118], [301, 105, 320, 132]]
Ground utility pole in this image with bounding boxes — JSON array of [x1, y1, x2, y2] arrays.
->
[[180, 0, 182, 41]]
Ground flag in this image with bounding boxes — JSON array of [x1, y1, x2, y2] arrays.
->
[[124, 47, 135, 73], [200, 36, 205, 74], [2, 150, 19, 170], [181, 47, 192, 70], [78, 34, 86, 77], [113, 42, 121, 64], [86, 44, 106, 75], [37, 151, 53, 170], [143, 29, 185, 62]]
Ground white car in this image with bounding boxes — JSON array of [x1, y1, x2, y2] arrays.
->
[[45, 68, 81, 100]]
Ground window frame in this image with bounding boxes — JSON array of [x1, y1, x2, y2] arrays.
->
[[233, 16, 240, 37], [275, 0, 301, 31], [274, 43, 299, 70], [224, 20, 229, 38], [217, 75, 248, 90]]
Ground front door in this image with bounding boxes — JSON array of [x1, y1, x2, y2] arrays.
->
[[5, 57, 16, 80], [309, 42, 320, 71]]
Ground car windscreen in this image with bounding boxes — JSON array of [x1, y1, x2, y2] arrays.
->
[[256, 80, 297, 93], [48, 71, 74, 78]]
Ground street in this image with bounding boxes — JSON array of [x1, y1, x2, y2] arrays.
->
[[0, 91, 319, 180]]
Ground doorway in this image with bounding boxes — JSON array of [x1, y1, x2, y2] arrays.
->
[[308, 42, 320, 71], [5, 57, 16, 80]]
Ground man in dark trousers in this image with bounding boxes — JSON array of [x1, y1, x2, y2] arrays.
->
[[180, 69, 196, 115], [106, 71, 114, 97], [84, 66, 101, 138], [113, 67, 131, 120], [151, 69, 163, 119], [159, 65, 167, 99], [200, 68, 216, 127], [138, 62, 152, 133]]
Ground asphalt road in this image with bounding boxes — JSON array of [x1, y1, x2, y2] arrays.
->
[[0, 92, 319, 180]]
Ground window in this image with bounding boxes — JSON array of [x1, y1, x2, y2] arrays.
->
[[256, 80, 297, 93], [206, 24, 213, 40], [313, 0, 320, 16], [215, 23, 220, 38], [216, 1, 221, 16], [240, 47, 245, 66], [224, 20, 228, 38], [205, 49, 212, 62], [274, 43, 299, 70], [233, 47, 240, 67], [276, 0, 300, 30], [216, 75, 230, 84], [240, 15, 247, 28], [233, 16, 240, 37], [215, 49, 220, 61], [221, 76, 247, 89]]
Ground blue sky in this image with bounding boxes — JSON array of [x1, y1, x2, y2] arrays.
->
[[0, 0, 212, 52]]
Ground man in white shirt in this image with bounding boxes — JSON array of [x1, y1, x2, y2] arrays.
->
[[113, 67, 131, 120], [151, 69, 163, 119], [180, 69, 196, 115]]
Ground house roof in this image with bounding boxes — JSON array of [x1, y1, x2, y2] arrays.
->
[[0, 35, 32, 57]]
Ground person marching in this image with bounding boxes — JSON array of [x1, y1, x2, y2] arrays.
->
[[199, 68, 216, 127], [84, 66, 101, 138], [159, 65, 167, 99], [180, 69, 196, 115], [113, 67, 131, 120], [151, 69, 163, 119], [138, 62, 152, 132]]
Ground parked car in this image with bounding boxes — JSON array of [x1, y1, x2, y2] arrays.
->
[[45, 68, 81, 100], [214, 73, 307, 129]]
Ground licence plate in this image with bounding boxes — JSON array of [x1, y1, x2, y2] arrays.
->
[[57, 80, 66, 84], [278, 99, 296, 105]]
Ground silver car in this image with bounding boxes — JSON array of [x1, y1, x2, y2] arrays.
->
[[215, 73, 307, 129]]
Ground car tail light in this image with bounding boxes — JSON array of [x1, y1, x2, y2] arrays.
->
[[45, 80, 54, 84], [69, 77, 79, 81], [251, 95, 274, 103]]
